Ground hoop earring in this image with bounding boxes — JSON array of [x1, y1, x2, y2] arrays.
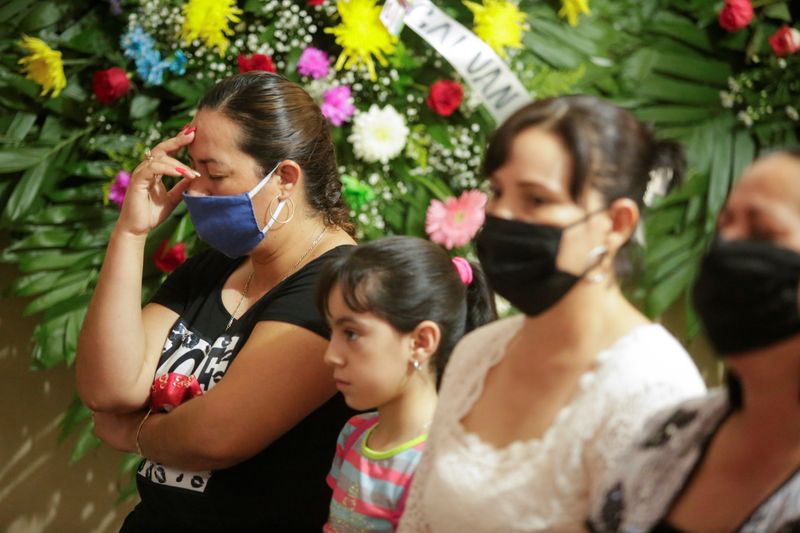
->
[[264, 196, 295, 227]]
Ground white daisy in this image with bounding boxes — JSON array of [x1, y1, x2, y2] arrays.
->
[[348, 104, 409, 163]]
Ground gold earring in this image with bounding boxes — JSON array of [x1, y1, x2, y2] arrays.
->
[[263, 196, 295, 227]]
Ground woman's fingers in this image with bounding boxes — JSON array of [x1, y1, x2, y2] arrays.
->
[[150, 127, 196, 157], [165, 176, 194, 209]]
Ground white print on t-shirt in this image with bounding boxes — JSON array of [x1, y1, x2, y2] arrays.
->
[[138, 319, 244, 492]]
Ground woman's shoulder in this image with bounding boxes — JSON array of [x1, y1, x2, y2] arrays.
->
[[587, 390, 728, 532], [597, 323, 706, 396], [455, 314, 524, 355]]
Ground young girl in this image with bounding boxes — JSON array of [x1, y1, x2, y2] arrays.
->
[[316, 236, 497, 532]]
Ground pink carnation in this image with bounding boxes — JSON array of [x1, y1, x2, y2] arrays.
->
[[321, 86, 355, 126], [425, 190, 487, 250], [109, 170, 130, 208], [297, 47, 331, 79]]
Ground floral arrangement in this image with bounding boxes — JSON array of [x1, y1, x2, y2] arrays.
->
[[715, 0, 800, 134]]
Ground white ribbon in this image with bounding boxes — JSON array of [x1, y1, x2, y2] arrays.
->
[[398, 1, 533, 124]]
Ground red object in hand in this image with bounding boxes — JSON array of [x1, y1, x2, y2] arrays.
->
[[426, 80, 464, 117], [153, 240, 186, 273], [92, 67, 131, 105], [718, 0, 753, 32], [768, 25, 800, 57], [237, 53, 277, 73], [150, 373, 203, 412]]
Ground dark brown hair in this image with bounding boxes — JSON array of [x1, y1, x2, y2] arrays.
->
[[198, 71, 355, 235], [483, 95, 686, 210], [316, 236, 497, 386]]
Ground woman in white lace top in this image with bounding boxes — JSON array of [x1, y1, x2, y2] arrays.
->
[[397, 96, 706, 533]]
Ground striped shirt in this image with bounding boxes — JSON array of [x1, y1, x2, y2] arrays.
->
[[324, 413, 427, 533]]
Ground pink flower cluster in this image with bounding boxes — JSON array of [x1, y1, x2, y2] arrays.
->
[[321, 86, 355, 126], [109, 170, 130, 208], [297, 47, 331, 79]]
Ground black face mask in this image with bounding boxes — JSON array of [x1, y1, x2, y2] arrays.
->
[[476, 213, 603, 316], [692, 238, 800, 356]]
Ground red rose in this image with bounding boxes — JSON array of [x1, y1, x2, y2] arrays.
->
[[426, 80, 464, 117], [153, 240, 186, 273], [307, 0, 325, 5], [718, 0, 753, 32], [92, 67, 130, 105], [768, 25, 800, 57], [237, 53, 277, 73]]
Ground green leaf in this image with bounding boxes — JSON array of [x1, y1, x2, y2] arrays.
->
[[650, 51, 730, 86], [763, 3, 792, 22], [5, 227, 74, 251], [0, 146, 49, 173], [2, 157, 51, 222], [523, 32, 583, 69], [59, 396, 92, 442], [410, 173, 452, 200], [130, 95, 160, 119], [20, 2, 65, 31], [645, 259, 698, 318], [5, 112, 37, 142], [636, 74, 721, 105], [650, 12, 712, 52], [23, 204, 110, 224], [731, 129, 755, 185], [64, 309, 83, 366], [427, 124, 452, 148], [707, 120, 734, 218], [70, 421, 101, 463], [16, 249, 101, 272], [635, 105, 713, 124], [23, 276, 92, 315]]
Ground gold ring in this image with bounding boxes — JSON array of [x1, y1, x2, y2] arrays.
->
[[144, 148, 154, 162]]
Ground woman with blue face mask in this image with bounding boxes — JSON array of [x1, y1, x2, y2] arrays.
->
[[398, 96, 707, 532], [76, 72, 357, 531], [588, 149, 800, 533]]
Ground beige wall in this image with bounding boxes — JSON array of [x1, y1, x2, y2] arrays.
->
[[0, 261, 135, 532]]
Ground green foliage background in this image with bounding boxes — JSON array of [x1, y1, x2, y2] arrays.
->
[[0, 0, 798, 498]]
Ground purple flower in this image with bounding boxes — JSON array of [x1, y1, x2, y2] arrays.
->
[[297, 47, 331, 80], [109, 170, 130, 207], [108, 0, 122, 15], [321, 86, 355, 126]]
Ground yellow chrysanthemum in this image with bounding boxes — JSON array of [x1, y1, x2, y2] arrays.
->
[[17, 35, 66, 98], [181, 0, 242, 55], [559, 0, 591, 27], [325, 0, 397, 81], [464, 0, 526, 59]]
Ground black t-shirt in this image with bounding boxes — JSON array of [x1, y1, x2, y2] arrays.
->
[[122, 245, 355, 533]]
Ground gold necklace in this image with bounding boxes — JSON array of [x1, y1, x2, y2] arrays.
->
[[225, 227, 328, 331]]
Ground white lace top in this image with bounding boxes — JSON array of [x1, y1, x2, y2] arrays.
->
[[397, 315, 706, 533]]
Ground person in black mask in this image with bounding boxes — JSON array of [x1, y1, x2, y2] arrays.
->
[[587, 148, 800, 533], [398, 96, 706, 533]]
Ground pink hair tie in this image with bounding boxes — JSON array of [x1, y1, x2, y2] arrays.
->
[[451, 257, 473, 285]]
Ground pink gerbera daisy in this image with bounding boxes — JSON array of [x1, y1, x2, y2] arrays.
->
[[425, 189, 487, 249]]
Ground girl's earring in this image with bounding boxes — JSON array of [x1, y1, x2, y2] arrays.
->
[[412, 360, 421, 371]]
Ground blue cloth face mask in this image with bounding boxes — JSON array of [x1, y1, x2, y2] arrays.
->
[[183, 163, 285, 258]]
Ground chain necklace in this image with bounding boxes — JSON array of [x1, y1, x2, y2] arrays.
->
[[225, 227, 328, 331]]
